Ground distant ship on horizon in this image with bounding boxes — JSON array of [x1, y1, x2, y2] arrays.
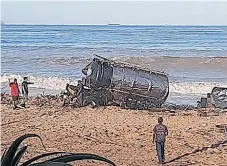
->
[[1, 21, 4, 25], [108, 22, 120, 26]]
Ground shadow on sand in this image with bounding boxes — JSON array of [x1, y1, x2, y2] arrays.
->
[[165, 140, 227, 164]]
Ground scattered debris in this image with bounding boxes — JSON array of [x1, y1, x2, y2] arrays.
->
[[161, 102, 196, 111], [197, 87, 227, 110], [1, 93, 11, 104], [197, 109, 208, 117], [215, 124, 227, 134]]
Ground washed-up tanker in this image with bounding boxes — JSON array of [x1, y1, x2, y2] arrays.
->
[[64, 55, 169, 109]]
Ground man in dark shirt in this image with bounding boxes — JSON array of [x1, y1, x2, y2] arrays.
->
[[21, 77, 34, 105], [153, 117, 168, 164]]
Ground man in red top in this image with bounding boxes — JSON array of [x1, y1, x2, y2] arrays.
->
[[153, 117, 168, 164], [8, 78, 20, 109]]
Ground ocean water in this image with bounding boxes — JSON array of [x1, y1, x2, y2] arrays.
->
[[1, 25, 227, 105]]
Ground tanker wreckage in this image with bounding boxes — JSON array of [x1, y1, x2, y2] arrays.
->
[[62, 55, 169, 109], [198, 87, 227, 109]]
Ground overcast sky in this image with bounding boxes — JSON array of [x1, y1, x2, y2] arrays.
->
[[1, 1, 227, 25]]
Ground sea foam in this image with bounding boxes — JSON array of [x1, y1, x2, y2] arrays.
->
[[1, 74, 78, 90], [1, 74, 226, 94]]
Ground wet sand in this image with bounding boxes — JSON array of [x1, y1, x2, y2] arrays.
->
[[1, 100, 227, 166]]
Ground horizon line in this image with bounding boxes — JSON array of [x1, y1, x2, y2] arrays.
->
[[2, 23, 227, 26]]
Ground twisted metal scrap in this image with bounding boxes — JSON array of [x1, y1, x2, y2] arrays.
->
[[1, 134, 116, 166]]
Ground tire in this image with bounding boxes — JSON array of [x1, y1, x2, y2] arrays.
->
[[83, 96, 99, 108]]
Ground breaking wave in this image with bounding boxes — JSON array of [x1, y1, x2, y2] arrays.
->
[[1, 74, 227, 94], [1, 74, 78, 90], [170, 82, 227, 94]]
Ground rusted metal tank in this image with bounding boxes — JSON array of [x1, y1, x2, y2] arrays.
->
[[66, 55, 169, 109]]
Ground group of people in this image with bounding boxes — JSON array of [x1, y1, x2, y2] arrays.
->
[[8, 77, 33, 109]]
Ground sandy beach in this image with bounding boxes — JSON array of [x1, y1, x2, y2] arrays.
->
[[1, 96, 227, 166]]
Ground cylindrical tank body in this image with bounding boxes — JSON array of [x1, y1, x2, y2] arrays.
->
[[111, 63, 169, 105], [82, 58, 169, 106]]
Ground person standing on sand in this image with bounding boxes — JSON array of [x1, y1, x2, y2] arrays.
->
[[21, 77, 34, 106], [8, 78, 20, 109], [153, 117, 168, 164]]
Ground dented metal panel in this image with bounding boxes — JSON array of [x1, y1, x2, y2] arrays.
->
[[211, 87, 227, 109]]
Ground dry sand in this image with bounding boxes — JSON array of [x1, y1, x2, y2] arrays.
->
[[1, 99, 227, 166]]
